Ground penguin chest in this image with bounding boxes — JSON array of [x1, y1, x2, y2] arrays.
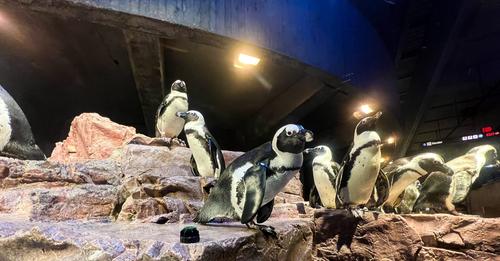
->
[[313, 165, 336, 208], [186, 133, 215, 177], [157, 99, 187, 137], [347, 147, 381, 205], [230, 163, 254, 217], [0, 97, 11, 150]]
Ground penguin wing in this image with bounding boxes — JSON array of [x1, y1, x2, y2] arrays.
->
[[374, 169, 390, 207], [190, 156, 200, 176], [206, 131, 226, 172], [309, 185, 322, 208], [155, 99, 168, 136], [300, 153, 315, 201], [256, 199, 274, 223], [240, 164, 267, 224]]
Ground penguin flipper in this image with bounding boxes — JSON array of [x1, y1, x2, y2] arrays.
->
[[190, 155, 200, 176], [206, 132, 226, 174], [155, 99, 168, 137], [374, 169, 390, 207], [256, 199, 274, 223], [309, 185, 322, 208], [240, 164, 266, 224]]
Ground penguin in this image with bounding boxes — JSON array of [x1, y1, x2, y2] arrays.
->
[[446, 145, 497, 204], [336, 111, 383, 216], [303, 145, 340, 209], [155, 80, 188, 139], [0, 85, 45, 160], [176, 110, 225, 179], [194, 124, 313, 235], [394, 180, 421, 214], [380, 153, 453, 212], [413, 171, 459, 215]]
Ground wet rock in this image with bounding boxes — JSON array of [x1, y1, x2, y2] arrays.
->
[[49, 113, 136, 163]]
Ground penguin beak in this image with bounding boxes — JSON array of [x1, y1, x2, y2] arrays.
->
[[303, 129, 314, 142], [440, 164, 454, 175], [304, 148, 313, 154], [176, 111, 188, 119]]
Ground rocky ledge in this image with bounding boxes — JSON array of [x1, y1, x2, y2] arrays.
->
[[0, 113, 498, 260]]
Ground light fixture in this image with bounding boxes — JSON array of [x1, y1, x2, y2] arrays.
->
[[386, 136, 396, 144], [359, 104, 374, 114], [238, 53, 260, 66], [380, 157, 388, 163]]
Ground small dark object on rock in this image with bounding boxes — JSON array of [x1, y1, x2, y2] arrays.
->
[[155, 216, 169, 224], [180, 225, 200, 243]]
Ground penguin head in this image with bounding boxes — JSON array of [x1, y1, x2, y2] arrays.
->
[[176, 110, 205, 124], [304, 145, 332, 163], [467, 145, 497, 165], [273, 124, 314, 154], [413, 153, 453, 176], [354, 111, 382, 136], [171, 80, 187, 93]]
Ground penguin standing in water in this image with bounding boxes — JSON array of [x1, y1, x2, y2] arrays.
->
[[447, 145, 497, 205], [380, 153, 453, 212], [304, 145, 340, 208], [195, 124, 314, 236], [336, 112, 383, 217], [155, 80, 188, 139], [176, 110, 225, 179], [0, 85, 45, 160], [413, 171, 459, 215]]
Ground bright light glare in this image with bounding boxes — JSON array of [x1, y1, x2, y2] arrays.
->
[[238, 53, 260, 65], [386, 136, 396, 144], [360, 104, 374, 114], [380, 157, 388, 163]]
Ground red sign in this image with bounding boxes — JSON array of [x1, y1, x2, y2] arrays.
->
[[482, 126, 493, 133]]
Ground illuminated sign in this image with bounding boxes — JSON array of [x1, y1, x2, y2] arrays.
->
[[482, 126, 493, 134], [422, 140, 443, 147], [461, 134, 483, 141], [486, 131, 500, 137]]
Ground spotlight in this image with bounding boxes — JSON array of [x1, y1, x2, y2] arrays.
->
[[360, 104, 374, 114], [386, 136, 396, 144], [238, 53, 260, 65]]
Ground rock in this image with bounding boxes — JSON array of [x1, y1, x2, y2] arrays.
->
[[49, 113, 136, 163], [313, 210, 423, 260], [0, 215, 313, 261]]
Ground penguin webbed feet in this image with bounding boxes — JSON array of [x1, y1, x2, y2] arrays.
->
[[171, 137, 186, 147], [246, 221, 277, 239], [347, 206, 368, 220]]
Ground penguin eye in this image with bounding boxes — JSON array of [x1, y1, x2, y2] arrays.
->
[[286, 130, 293, 136]]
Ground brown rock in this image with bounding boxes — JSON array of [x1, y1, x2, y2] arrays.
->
[[49, 113, 136, 163], [313, 210, 423, 260]]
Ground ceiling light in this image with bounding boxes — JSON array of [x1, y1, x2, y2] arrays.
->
[[238, 53, 260, 66], [386, 136, 396, 144], [359, 104, 374, 114]]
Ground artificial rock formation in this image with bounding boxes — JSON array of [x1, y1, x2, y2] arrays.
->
[[0, 113, 499, 261]]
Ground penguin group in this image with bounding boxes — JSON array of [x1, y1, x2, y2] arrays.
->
[[154, 82, 499, 235]]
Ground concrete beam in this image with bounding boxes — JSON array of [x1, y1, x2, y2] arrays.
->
[[124, 30, 164, 135]]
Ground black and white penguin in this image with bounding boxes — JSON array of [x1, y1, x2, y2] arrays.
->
[[336, 112, 383, 216], [155, 80, 188, 138], [194, 124, 313, 235], [394, 180, 421, 214], [381, 153, 453, 211], [303, 145, 340, 209], [176, 110, 225, 179], [413, 171, 459, 215], [0, 85, 45, 160], [447, 145, 497, 204]]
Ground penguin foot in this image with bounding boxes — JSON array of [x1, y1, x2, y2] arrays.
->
[[170, 137, 186, 147], [348, 207, 367, 220], [246, 222, 277, 239]]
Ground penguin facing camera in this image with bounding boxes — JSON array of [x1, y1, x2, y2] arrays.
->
[[194, 124, 314, 237], [303, 145, 340, 209], [0, 85, 45, 160], [155, 80, 188, 141], [336, 111, 383, 218]]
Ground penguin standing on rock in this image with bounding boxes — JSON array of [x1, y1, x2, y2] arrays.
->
[[195, 124, 314, 236], [176, 110, 225, 179], [395, 180, 422, 214], [380, 153, 453, 212], [413, 171, 459, 215], [155, 80, 188, 139], [304, 145, 340, 209], [336, 112, 383, 217], [0, 85, 45, 160]]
